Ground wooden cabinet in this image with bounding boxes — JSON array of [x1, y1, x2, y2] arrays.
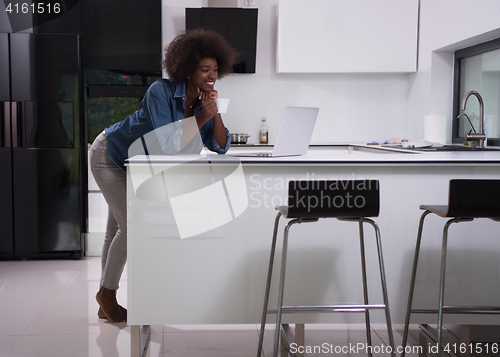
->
[[276, 0, 419, 73]]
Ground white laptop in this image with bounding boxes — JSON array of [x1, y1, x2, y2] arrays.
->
[[234, 106, 319, 157]]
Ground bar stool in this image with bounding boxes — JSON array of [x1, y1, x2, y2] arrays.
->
[[256, 179, 395, 357], [401, 179, 500, 357]]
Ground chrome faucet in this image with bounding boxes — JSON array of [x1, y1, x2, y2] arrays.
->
[[458, 90, 486, 148]]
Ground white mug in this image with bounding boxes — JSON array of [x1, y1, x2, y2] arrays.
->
[[215, 98, 230, 114]]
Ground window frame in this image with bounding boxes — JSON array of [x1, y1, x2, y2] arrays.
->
[[452, 37, 500, 146]]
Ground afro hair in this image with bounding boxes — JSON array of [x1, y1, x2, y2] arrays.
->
[[162, 29, 239, 83]]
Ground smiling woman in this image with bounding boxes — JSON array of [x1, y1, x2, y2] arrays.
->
[[163, 29, 239, 148], [88, 28, 238, 323]]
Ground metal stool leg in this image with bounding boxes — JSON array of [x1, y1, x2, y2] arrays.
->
[[436, 220, 451, 357], [273, 219, 300, 357], [358, 221, 373, 357], [401, 210, 432, 357], [366, 218, 396, 357], [257, 212, 282, 357], [437, 218, 473, 357]]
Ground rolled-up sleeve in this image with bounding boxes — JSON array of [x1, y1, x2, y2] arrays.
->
[[198, 117, 231, 154], [206, 127, 231, 154]]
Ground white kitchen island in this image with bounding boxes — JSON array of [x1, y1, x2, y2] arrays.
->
[[125, 144, 500, 355]]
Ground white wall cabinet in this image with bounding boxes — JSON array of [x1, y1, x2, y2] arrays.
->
[[277, 0, 419, 73]]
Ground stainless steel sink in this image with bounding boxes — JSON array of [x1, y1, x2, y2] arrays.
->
[[401, 145, 500, 152]]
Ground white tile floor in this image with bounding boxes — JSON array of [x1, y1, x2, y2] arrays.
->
[[0, 258, 421, 357]]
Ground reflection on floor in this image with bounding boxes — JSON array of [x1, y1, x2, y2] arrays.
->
[[0, 258, 421, 357]]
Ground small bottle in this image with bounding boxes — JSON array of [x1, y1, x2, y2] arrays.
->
[[259, 118, 268, 144]]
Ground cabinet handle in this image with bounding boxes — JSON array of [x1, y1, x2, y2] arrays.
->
[[11, 102, 18, 148], [2, 102, 11, 148]]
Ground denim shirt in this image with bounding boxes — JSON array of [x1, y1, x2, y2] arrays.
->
[[104, 79, 231, 171]]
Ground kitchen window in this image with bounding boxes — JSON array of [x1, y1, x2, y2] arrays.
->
[[453, 37, 500, 146]]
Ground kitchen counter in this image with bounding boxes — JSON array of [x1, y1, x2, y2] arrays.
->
[[126, 144, 500, 329], [126, 143, 500, 166], [233, 143, 500, 165]]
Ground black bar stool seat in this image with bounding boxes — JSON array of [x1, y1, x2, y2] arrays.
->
[[257, 179, 395, 357], [401, 179, 500, 357]]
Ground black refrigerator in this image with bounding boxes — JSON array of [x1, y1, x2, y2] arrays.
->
[[0, 32, 83, 259]]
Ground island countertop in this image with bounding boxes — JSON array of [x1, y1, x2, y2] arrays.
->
[[126, 143, 500, 166]]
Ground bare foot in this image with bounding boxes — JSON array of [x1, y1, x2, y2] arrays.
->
[[98, 307, 106, 319], [96, 287, 127, 323], [98, 305, 127, 320]]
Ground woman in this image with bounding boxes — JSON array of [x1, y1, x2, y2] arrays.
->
[[89, 29, 237, 323]]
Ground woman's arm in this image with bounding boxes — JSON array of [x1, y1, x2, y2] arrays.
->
[[196, 90, 228, 149], [210, 113, 228, 149]]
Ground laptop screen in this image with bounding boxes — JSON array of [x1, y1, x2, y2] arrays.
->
[[272, 106, 319, 157]]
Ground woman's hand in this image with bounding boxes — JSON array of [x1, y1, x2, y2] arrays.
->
[[199, 89, 218, 101], [195, 88, 227, 148], [196, 89, 219, 126]]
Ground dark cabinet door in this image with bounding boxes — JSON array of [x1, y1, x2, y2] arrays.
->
[[8, 33, 81, 258], [0, 138, 13, 259], [0, 33, 8, 99], [82, 0, 161, 70], [0, 33, 14, 259]]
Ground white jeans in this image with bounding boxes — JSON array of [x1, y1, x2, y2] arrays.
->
[[89, 132, 127, 290]]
